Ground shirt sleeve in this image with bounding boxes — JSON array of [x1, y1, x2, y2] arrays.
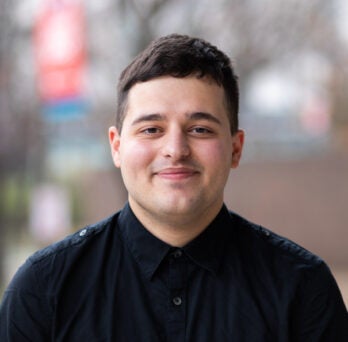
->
[[0, 259, 52, 341], [291, 261, 348, 341]]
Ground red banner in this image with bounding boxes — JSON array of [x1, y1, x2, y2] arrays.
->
[[34, 0, 86, 101]]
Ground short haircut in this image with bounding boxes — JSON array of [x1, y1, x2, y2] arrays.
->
[[116, 34, 239, 134]]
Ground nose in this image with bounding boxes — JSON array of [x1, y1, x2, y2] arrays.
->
[[161, 127, 190, 160]]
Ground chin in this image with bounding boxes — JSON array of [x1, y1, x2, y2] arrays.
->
[[158, 198, 201, 216]]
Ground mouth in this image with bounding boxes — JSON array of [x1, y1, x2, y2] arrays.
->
[[155, 167, 199, 181]]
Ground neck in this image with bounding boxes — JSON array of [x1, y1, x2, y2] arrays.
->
[[129, 200, 223, 247]]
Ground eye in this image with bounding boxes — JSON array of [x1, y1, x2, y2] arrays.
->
[[192, 127, 210, 133], [140, 127, 163, 135], [189, 126, 214, 135]]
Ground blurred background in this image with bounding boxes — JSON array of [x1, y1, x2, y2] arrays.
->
[[0, 0, 347, 305]]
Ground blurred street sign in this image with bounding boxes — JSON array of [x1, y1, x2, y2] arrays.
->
[[43, 96, 87, 121], [34, 0, 87, 119]]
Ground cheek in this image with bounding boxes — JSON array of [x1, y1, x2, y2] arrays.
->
[[197, 141, 232, 167], [119, 141, 154, 170]]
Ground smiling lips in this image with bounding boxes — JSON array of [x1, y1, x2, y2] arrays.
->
[[155, 167, 199, 180]]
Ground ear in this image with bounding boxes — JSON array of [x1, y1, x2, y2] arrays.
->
[[109, 126, 122, 168], [231, 129, 245, 169]]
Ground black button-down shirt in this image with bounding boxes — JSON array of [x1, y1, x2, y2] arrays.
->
[[1, 203, 347, 341]]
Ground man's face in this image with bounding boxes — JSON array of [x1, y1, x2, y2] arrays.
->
[[109, 76, 244, 226]]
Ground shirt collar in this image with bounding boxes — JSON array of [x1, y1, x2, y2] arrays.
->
[[118, 203, 171, 280], [118, 203, 230, 279]]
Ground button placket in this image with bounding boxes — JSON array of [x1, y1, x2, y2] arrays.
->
[[167, 249, 187, 341]]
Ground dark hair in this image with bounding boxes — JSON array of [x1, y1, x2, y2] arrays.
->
[[116, 34, 239, 134]]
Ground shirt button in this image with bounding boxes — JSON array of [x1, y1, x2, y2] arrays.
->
[[173, 297, 182, 306], [79, 229, 87, 237], [173, 249, 182, 258]]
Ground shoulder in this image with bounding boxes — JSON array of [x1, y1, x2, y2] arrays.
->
[[226, 209, 325, 272], [8, 212, 122, 294], [223, 210, 348, 313], [31, 212, 119, 263]]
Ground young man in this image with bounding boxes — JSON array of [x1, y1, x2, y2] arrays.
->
[[1, 34, 347, 341]]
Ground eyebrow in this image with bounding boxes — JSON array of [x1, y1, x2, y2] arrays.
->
[[131, 113, 164, 126], [130, 111, 222, 126], [187, 112, 221, 125]]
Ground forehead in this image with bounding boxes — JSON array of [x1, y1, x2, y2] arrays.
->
[[125, 76, 228, 120]]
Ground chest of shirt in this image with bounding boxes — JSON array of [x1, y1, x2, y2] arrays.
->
[[51, 248, 290, 341]]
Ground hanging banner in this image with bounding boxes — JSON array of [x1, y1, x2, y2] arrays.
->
[[34, 0, 86, 102]]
